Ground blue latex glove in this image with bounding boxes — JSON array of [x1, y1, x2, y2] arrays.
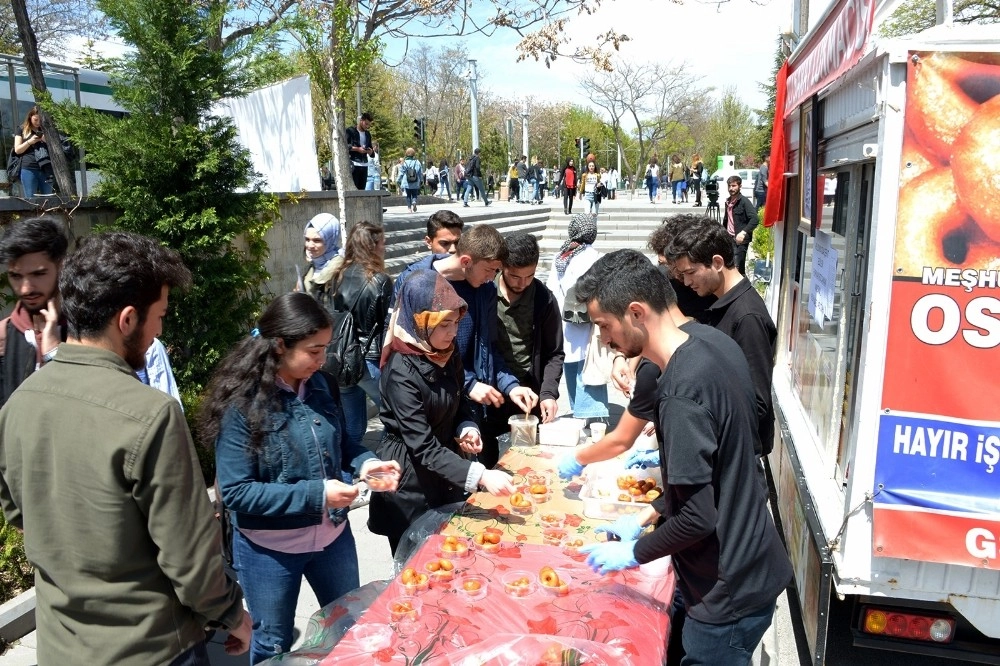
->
[[594, 513, 644, 542], [579, 540, 639, 574], [625, 448, 660, 469], [557, 453, 585, 480]]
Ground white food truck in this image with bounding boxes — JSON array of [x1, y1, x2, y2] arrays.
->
[[761, 0, 1000, 662]]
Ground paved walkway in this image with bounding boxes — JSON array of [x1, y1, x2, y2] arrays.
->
[[1, 194, 787, 664]]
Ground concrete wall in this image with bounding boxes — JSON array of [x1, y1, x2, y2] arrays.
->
[[0, 190, 385, 304]]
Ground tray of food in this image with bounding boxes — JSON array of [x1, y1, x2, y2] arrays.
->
[[578, 466, 664, 521]]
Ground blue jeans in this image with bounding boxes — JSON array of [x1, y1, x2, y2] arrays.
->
[[585, 191, 600, 215], [563, 360, 609, 419], [467, 175, 489, 204], [404, 187, 419, 208], [20, 167, 53, 197], [679, 599, 775, 666], [365, 175, 381, 190], [647, 177, 658, 200], [339, 360, 381, 451], [673, 180, 684, 201], [233, 525, 360, 664]]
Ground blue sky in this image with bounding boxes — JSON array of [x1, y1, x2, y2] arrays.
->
[[66, 0, 797, 118], [409, 0, 797, 116]]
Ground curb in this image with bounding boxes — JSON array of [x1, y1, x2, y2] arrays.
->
[[0, 588, 35, 645]]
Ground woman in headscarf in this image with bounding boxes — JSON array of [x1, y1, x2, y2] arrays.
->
[[301, 213, 343, 304], [545, 213, 610, 426], [368, 269, 515, 555]]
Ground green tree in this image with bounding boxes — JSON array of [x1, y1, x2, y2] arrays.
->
[[54, 0, 277, 413], [702, 88, 762, 170], [880, 0, 1000, 37]]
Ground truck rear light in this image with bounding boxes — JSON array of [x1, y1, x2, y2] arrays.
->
[[862, 606, 955, 643]]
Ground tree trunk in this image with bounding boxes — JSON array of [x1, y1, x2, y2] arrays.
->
[[10, 0, 76, 197], [326, 48, 350, 235]]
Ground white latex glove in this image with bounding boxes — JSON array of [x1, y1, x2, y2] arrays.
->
[[478, 469, 516, 496]]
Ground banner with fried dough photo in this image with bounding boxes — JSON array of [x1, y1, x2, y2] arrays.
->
[[873, 51, 1000, 568]]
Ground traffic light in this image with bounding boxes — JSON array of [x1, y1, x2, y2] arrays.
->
[[413, 118, 424, 141], [581, 137, 590, 156], [574, 137, 580, 149]]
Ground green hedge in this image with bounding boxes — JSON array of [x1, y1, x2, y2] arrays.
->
[[0, 513, 32, 604]]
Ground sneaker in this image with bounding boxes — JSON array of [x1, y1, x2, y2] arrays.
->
[[463, 202, 470, 207], [485, 201, 491, 207]]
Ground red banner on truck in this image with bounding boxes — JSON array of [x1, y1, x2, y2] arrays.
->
[[783, 0, 877, 117]]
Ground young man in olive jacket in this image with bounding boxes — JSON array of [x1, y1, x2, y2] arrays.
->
[[487, 233, 565, 456], [0, 232, 251, 666]]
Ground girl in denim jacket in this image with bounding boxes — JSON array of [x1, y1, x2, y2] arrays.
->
[[202, 292, 400, 664]]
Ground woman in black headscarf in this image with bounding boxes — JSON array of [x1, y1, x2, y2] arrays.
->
[[369, 269, 515, 554]]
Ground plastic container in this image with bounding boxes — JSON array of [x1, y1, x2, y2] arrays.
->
[[501, 570, 537, 598], [398, 568, 430, 594], [525, 471, 550, 487], [423, 558, 456, 585], [561, 535, 587, 560], [538, 418, 586, 446], [589, 422, 607, 441], [639, 555, 672, 578], [509, 493, 535, 515], [541, 526, 568, 547], [438, 535, 471, 559], [362, 470, 396, 492], [458, 574, 489, 601], [508, 414, 539, 447], [579, 466, 663, 520], [350, 623, 393, 652], [472, 528, 503, 553], [536, 510, 565, 528], [387, 596, 422, 622], [539, 568, 572, 596]]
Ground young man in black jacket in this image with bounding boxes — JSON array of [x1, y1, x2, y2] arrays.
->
[[724, 174, 759, 275], [494, 233, 564, 423], [666, 217, 777, 457], [0, 217, 67, 408]]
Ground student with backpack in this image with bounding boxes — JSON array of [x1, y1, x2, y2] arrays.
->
[[398, 148, 423, 213]]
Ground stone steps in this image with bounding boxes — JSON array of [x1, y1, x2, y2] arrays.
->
[[377, 196, 699, 282]]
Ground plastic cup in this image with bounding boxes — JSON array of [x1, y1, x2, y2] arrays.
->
[[508, 414, 539, 447], [590, 422, 607, 442]]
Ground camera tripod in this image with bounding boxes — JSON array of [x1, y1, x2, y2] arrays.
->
[[705, 200, 721, 224]]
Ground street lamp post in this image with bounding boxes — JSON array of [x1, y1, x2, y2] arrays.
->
[[520, 101, 529, 160]]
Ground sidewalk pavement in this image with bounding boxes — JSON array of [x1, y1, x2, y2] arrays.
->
[[2, 213, 788, 663]]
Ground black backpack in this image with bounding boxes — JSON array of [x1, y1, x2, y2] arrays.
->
[[405, 162, 419, 184], [324, 287, 370, 386], [6, 149, 21, 183]]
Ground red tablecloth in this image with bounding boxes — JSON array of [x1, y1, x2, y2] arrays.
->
[[274, 445, 674, 665]]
